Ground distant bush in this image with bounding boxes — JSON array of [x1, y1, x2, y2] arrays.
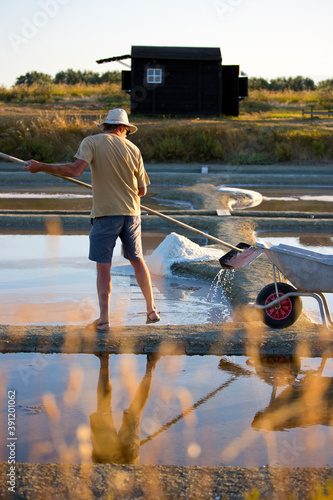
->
[[54, 69, 121, 85], [312, 140, 325, 157], [249, 76, 316, 91], [249, 77, 273, 91], [15, 71, 53, 86], [15, 69, 121, 86], [317, 79, 333, 91], [275, 142, 292, 162]]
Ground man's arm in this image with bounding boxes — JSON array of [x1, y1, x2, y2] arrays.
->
[[23, 158, 88, 178]]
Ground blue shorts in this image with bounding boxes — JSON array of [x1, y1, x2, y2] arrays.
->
[[89, 215, 142, 263]]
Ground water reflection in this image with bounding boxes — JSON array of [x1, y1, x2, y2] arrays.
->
[[251, 355, 333, 431], [87, 353, 333, 465], [90, 354, 159, 464], [299, 234, 333, 248], [2, 352, 333, 466], [218, 354, 333, 467]]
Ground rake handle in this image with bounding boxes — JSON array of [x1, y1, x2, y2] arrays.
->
[[0, 152, 242, 252]]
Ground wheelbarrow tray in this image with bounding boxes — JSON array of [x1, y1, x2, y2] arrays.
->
[[255, 242, 333, 293]]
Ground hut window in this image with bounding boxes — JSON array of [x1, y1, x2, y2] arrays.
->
[[147, 68, 162, 84]]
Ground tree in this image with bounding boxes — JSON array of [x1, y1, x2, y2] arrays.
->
[[317, 79, 333, 91], [100, 71, 122, 84], [15, 71, 53, 86], [81, 71, 101, 84], [269, 77, 289, 91], [248, 77, 271, 90], [287, 76, 316, 91], [53, 69, 121, 85], [54, 69, 83, 85], [268, 76, 316, 91]]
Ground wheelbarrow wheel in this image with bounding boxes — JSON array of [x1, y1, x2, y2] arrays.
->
[[256, 282, 302, 329]]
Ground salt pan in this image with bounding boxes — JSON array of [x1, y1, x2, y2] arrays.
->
[[146, 232, 222, 277]]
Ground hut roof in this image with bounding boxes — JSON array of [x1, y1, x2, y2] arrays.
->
[[131, 46, 222, 62]]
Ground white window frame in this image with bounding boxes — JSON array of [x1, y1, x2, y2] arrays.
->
[[147, 68, 162, 84]]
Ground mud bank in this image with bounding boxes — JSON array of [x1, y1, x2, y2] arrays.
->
[[2, 162, 333, 188], [1, 462, 332, 500], [0, 317, 329, 357]]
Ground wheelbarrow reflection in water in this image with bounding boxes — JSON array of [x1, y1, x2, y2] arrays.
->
[[251, 355, 333, 431]]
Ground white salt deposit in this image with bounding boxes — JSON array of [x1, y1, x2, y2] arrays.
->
[[146, 232, 222, 277], [217, 186, 263, 209]]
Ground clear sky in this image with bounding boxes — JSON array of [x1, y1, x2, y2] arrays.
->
[[0, 0, 332, 87]]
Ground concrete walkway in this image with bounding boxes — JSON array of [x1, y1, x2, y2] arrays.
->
[[0, 318, 330, 357]]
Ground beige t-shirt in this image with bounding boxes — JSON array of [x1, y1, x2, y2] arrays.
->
[[75, 133, 150, 218]]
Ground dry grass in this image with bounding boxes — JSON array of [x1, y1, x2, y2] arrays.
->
[[0, 85, 332, 163]]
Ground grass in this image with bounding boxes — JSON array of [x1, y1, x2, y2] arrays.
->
[[0, 84, 332, 163], [0, 82, 129, 107]]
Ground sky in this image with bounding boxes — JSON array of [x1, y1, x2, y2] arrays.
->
[[0, 0, 332, 87]]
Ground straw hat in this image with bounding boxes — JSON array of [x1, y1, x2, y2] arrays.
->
[[97, 108, 137, 135]]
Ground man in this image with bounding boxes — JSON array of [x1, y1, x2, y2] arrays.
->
[[24, 108, 160, 330]]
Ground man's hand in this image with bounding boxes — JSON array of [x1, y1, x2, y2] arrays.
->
[[138, 186, 147, 197], [23, 160, 41, 173]]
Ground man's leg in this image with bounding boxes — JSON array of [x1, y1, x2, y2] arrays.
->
[[96, 262, 112, 328], [130, 258, 160, 322]]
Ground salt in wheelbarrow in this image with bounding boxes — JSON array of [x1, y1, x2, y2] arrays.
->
[[237, 241, 333, 332]]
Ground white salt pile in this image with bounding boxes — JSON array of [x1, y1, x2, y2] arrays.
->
[[217, 186, 263, 209], [146, 232, 222, 277]]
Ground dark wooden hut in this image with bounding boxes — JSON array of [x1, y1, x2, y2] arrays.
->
[[97, 45, 247, 117]]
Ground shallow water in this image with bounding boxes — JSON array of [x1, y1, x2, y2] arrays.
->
[[0, 184, 191, 212], [239, 187, 333, 213], [2, 352, 333, 467], [0, 231, 230, 326], [1, 228, 332, 326]]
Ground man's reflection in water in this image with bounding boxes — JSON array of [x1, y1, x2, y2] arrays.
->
[[250, 355, 333, 430], [90, 353, 159, 464]]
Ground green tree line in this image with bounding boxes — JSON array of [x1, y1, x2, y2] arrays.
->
[[14, 70, 333, 91], [249, 76, 333, 91], [15, 69, 121, 86]]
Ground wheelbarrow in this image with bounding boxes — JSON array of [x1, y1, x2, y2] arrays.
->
[[243, 242, 333, 331]]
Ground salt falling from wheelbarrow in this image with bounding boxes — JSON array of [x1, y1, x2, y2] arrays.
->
[[146, 232, 223, 277]]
